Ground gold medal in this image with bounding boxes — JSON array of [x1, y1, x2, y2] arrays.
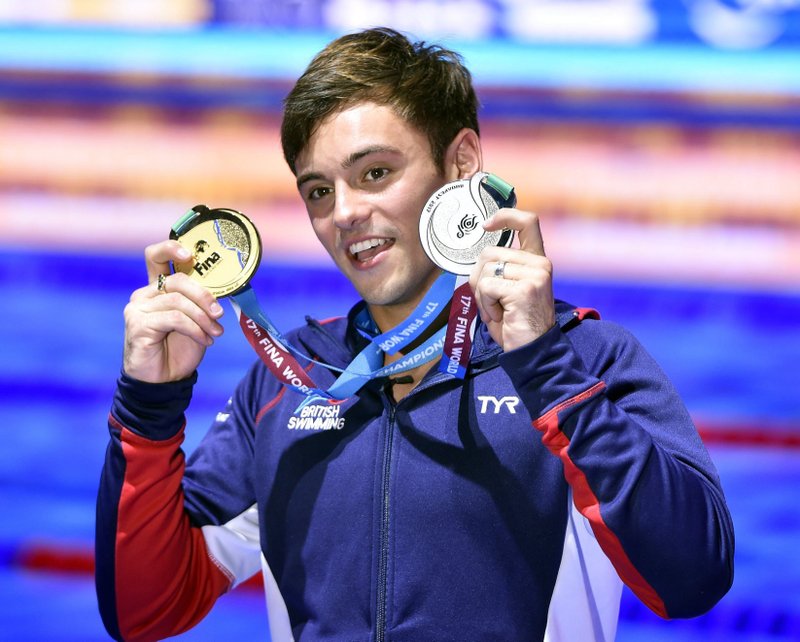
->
[[169, 205, 262, 298]]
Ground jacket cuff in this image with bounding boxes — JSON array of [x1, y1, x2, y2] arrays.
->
[[498, 324, 600, 417], [111, 370, 197, 441]]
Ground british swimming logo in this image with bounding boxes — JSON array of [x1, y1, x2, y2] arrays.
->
[[287, 402, 346, 431]]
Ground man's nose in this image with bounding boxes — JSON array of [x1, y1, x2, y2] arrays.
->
[[332, 185, 370, 229]]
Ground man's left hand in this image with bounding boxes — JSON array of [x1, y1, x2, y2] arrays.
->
[[469, 208, 556, 351]]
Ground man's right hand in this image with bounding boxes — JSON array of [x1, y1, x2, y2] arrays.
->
[[123, 240, 225, 383]]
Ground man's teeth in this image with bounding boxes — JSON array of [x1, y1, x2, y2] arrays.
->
[[349, 238, 388, 255]]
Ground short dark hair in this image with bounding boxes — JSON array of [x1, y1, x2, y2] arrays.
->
[[281, 27, 480, 175]]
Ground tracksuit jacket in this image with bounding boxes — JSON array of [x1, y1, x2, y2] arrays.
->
[[96, 299, 734, 642]]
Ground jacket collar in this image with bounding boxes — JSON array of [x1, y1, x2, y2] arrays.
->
[[293, 298, 587, 375]]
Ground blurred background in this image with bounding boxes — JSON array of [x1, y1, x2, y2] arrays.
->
[[1, 1, 799, 640]]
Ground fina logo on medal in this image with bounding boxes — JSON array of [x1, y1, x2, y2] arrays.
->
[[169, 205, 262, 298], [419, 172, 516, 275], [192, 240, 223, 277]]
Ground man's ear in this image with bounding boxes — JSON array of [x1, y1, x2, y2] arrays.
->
[[443, 128, 482, 181]]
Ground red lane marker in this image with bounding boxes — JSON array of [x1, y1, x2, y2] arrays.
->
[[697, 422, 800, 449]]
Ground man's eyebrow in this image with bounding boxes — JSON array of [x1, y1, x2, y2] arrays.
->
[[296, 145, 400, 190], [296, 171, 324, 190], [342, 145, 399, 169]]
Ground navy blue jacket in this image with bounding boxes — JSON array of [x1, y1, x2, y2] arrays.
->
[[96, 300, 734, 641]]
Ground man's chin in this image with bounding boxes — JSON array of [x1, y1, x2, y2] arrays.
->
[[359, 283, 410, 309]]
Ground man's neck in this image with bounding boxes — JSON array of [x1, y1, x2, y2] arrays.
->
[[369, 301, 417, 336], [367, 271, 450, 335], [376, 301, 451, 401]]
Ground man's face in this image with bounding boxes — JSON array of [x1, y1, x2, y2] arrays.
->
[[294, 102, 447, 313]]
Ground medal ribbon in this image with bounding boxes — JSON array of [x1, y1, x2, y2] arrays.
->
[[232, 294, 323, 398], [434, 173, 515, 377], [229, 272, 456, 404], [178, 173, 516, 407], [438, 276, 479, 378], [360, 271, 455, 354]]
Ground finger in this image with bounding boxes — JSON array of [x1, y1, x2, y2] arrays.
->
[[476, 246, 552, 282], [469, 248, 509, 298], [143, 271, 225, 320], [138, 290, 224, 343], [474, 274, 515, 324], [144, 240, 193, 283], [470, 261, 507, 324], [486, 258, 514, 282], [138, 307, 218, 347], [132, 275, 224, 336], [483, 208, 546, 257]]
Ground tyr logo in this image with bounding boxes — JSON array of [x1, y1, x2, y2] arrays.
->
[[477, 395, 520, 414]]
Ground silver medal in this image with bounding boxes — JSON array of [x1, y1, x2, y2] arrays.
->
[[419, 172, 516, 275]]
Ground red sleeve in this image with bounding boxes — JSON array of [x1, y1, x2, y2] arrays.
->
[[99, 415, 231, 642]]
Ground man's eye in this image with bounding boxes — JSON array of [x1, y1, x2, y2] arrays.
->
[[366, 168, 389, 181], [308, 186, 332, 200]]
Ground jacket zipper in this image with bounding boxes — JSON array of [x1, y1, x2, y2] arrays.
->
[[376, 404, 396, 642], [374, 371, 468, 640]]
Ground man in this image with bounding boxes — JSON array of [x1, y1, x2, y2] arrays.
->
[[96, 28, 734, 642]]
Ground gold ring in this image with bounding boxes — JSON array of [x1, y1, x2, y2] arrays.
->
[[157, 273, 167, 293]]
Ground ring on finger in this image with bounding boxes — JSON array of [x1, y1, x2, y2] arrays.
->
[[156, 273, 168, 293], [493, 260, 507, 279]]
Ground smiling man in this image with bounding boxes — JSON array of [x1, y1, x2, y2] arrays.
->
[[96, 28, 734, 642], [296, 104, 452, 325]]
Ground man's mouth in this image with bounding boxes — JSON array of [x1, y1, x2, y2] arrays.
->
[[348, 238, 393, 263]]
